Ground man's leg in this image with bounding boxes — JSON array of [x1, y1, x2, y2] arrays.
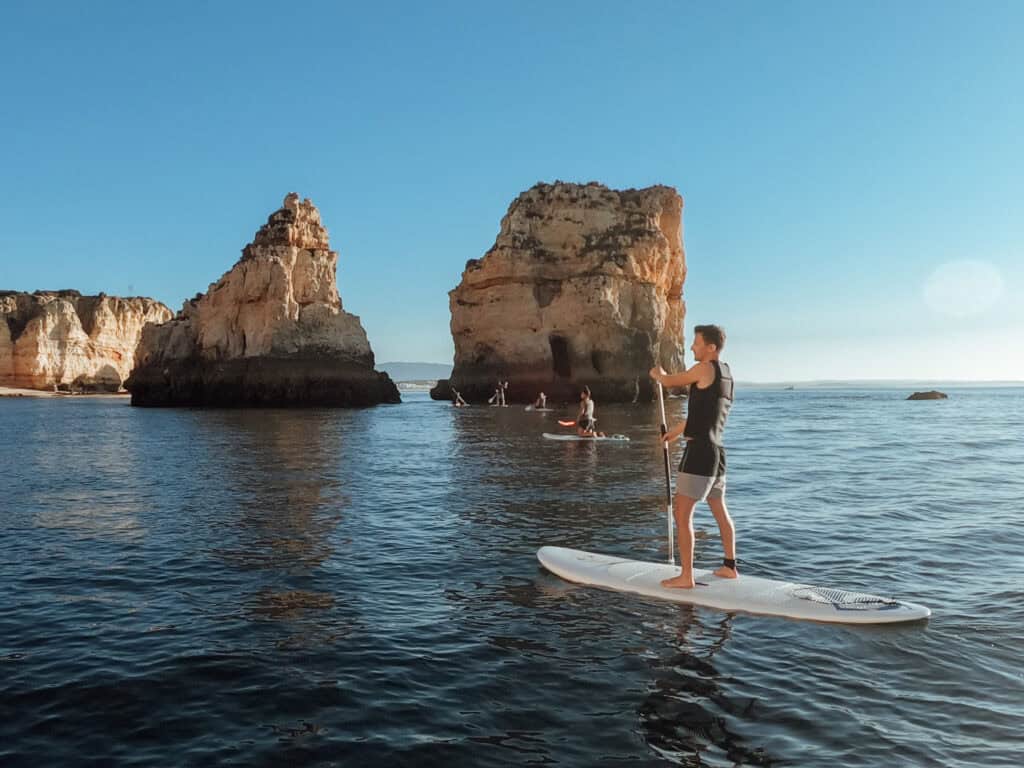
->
[[707, 495, 738, 578], [661, 494, 698, 588]]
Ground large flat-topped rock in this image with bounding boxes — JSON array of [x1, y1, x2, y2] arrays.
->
[[0, 290, 172, 391], [433, 181, 686, 403], [125, 193, 399, 407]]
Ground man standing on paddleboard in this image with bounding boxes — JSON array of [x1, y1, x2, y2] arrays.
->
[[650, 324, 737, 588], [576, 386, 606, 438]]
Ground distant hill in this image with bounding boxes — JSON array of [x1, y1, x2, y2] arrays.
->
[[377, 361, 452, 383]]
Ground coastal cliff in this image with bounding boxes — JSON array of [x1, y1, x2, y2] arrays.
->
[[0, 291, 172, 391], [432, 181, 686, 403], [125, 193, 399, 407]]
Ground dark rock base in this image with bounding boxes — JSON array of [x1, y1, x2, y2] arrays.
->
[[126, 355, 401, 407]]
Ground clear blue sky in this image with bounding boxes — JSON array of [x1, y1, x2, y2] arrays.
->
[[2, 1, 1021, 381]]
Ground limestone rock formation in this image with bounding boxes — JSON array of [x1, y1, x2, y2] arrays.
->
[[125, 193, 399, 407], [0, 291, 172, 391], [432, 181, 686, 403]]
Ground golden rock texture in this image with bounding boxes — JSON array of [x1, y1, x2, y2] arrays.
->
[[0, 291, 171, 391], [125, 194, 399, 407], [434, 181, 686, 403]]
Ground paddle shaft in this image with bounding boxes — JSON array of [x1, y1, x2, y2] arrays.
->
[[657, 382, 675, 565]]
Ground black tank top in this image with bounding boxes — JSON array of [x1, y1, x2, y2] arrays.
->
[[679, 360, 733, 476]]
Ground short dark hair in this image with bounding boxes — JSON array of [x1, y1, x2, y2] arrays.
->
[[694, 324, 726, 351]]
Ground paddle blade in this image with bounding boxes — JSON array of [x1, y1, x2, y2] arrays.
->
[[558, 419, 576, 427]]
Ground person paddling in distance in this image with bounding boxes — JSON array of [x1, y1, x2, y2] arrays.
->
[[576, 386, 606, 438], [650, 324, 736, 588], [533, 391, 547, 409], [490, 379, 509, 406], [452, 388, 467, 408]]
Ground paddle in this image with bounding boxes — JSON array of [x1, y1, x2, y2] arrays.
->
[[657, 381, 675, 565]]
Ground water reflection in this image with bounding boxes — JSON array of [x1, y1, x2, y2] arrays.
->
[[174, 409, 368, 652], [32, 489, 146, 540], [638, 611, 775, 766], [201, 409, 349, 573], [21, 402, 149, 541]]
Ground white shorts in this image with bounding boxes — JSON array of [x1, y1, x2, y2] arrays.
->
[[676, 472, 726, 502]]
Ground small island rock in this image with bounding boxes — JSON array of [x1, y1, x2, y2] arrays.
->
[[907, 390, 948, 400]]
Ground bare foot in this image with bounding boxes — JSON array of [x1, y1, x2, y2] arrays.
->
[[713, 565, 738, 579], [660, 575, 696, 589]]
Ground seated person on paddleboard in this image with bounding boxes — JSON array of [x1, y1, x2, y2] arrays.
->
[[576, 386, 606, 438], [650, 324, 737, 589], [533, 391, 547, 409], [452, 389, 467, 407]]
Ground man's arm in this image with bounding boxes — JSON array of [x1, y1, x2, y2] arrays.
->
[[650, 362, 712, 389]]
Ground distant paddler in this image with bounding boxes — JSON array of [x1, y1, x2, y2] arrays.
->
[[489, 379, 509, 406], [533, 391, 547, 409], [452, 388, 467, 408], [649, 324, 736, 589], [576, 385, 606, 438]]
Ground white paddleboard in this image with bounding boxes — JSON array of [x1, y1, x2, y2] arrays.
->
[[542, 433, 630, 442], [525, 406, 555, 412], [537, 546, 930, 624]]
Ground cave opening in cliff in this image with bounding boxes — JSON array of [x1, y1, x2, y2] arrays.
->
[[549, 335, 571, 378]]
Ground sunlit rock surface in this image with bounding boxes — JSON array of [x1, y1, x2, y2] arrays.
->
[[126, 193, 399, 407], [432, 181, 686, 403], [0, 291, 171, 391]]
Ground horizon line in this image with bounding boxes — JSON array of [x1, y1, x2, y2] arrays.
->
[[380, 365, 1024, 387]]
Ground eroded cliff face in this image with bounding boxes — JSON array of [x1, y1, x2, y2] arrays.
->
[[433, 181, 686, 403], [125, 193, 399, 407], [0, 291, 172, 391]]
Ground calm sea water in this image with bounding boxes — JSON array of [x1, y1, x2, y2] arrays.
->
[[1, 386, 1022, 767]]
